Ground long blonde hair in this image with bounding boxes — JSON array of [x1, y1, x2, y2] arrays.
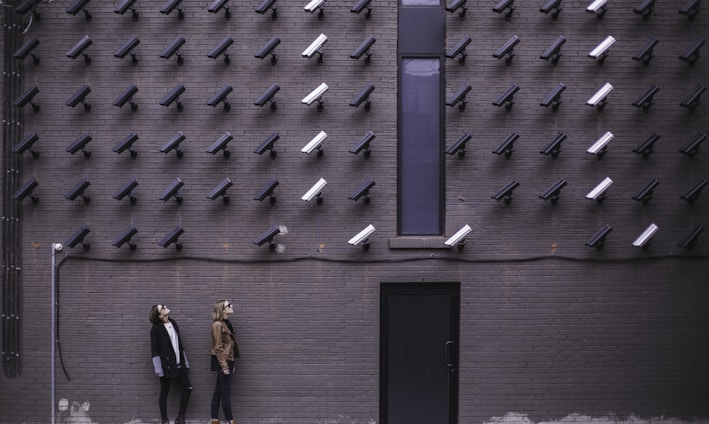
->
[[213, 299, 230, 321]]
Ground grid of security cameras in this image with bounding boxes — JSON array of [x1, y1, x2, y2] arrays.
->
[[11, 0, 378, 252], [442, 0, 706, 251]]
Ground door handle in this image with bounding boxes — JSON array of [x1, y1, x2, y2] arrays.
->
[[445, 341, 455, 368]]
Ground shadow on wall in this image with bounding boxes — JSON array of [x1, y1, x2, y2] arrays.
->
[[484, 413, 709, 424]]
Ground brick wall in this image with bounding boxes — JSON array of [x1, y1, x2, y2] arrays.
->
[[1, 1, 708, 423]]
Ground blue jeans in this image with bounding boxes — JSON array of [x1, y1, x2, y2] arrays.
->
[[210, 369, 233, 420]]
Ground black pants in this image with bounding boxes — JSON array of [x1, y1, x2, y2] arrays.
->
[[211, 369, 234, 421], [159, 368, 191, 420]]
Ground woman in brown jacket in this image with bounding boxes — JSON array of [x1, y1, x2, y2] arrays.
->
[[210, 300, 240, 424]]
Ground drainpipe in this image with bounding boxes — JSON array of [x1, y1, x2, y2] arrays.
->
[[51, 243, 62, 424]]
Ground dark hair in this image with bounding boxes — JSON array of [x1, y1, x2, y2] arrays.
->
[[149, 304, 161, 325]]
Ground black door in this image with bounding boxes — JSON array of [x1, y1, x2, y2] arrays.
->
[[380, 283, 460, 424]]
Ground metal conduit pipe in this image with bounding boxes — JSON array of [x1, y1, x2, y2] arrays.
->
[[3, 3, 26, 379]]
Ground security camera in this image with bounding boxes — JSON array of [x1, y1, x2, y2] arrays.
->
[[539, 178, 567, 204], [679, 37, 705, 67], [13, 177, 39, 203], [350, 83, 375, 111], [540, 35, 566, 64], [586, 131, 614, 158], [160, 0, 184, 19], [65, 84, 92, 112], [586, 224, 612, 250], [586, 0, 607, 18], [65, 178, 91, 203], [633, 132, 660, 159], [540, 132, 566, 159], [446, 132, 471, 158], [66, 225, 91, 250], [446, 83, 472, 111], [303, 33, 328, 64], [679, 0, 700, 20], [305, 0, 325, 20], [13, 84, 40, 112], [585, 177, 613, 203], [208, 36, 233, 64], [67, 0, 91, 21], [493, 35, 520, 64], [113, 131, 139, 158], [255, 36, 281, 64], [351, 0, 372, 19], [491, 180, 520, 203], [632, 37, 658, 67], [350, 35, 376, 64], [160, 84, 185, 111], [587, 82, 613, 111], [540, 0, 562, 19], [13, 131, 40, 158], [113, 178, 139, 204], [446, 0, 467, 19], [350, 131, 376, 158], [252, 225, 282, 250], [444, 224, 472, 249], [493, 132, 519, 159], [254, 132, 280, 157], [115, 0, 139, 20], [208, 0, 231, 19], [159, 226, 184, 250], [14, 37, 40, 64], [493, 0, 515, 20], [113, 84, 139, 112], [53, 243, 63, 252], [254, 178, 279, 204], [678, 132, 706, 159], [589, 35, 616, 64], [66, 132, 93, 157], [256, 0, 278, 19], [66, 35, 93, 63], [254, 83, 280, 112], [349, 178, 376, 204], [207, 132, 233, 158], [446, 35, 472, 64], [680, 84, 705, 112], [159, 178, 184, 203], [634, 0, 656, 20], [493, 83, 520, 111], [632, 85, 659, 111], [161, 36, 186, 64], [302, 83, 328, 111], [540, 83, 566, 111], [301, 131, 327, 157], [207, 178, 233, 204], [302, 178, 327, 203], [348, 224, 376, 250], [680, 178, 708, 204], [632, 179, 660, 204], [207, 84, 233, 111], [112, 226, 138, 250], [114, 36, 140, 64], [632, 223, 659, 249], [160, 131, 186, 158], [678, 225, 704, 249], [16, 0, 42, 18]]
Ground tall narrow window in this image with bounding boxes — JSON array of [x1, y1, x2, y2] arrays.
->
[[399, 58, 443, 235]]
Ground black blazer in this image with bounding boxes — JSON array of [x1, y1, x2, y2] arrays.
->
[[150, 318, 189, 378]]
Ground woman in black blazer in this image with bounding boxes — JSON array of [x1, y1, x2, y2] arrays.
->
[[150, 304, 192, 424]]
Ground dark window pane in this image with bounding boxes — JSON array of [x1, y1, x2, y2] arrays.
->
[[400, 58, 442, 235]]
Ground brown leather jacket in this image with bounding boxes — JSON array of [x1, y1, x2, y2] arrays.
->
[[210, 320, 240, 372]]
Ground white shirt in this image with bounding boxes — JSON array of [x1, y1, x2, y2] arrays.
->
[[163, 322, 180, 365]]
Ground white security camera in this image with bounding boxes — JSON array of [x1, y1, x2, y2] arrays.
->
[[302, 83, 328, 107], [585, 177, 613, 202], [348, 224, 376, 247], [587, 82, 613, 109], [302, 33, 328, 58], [301, 131, 327, 155], [445, 224, 472, 248], [586, 131, 614, 157], [53, 243, 63, 252], [304, 0, 325, 13], [588, 35, 615, 62], [632, 223, 659, 248], [301, 178, 327, 202]]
